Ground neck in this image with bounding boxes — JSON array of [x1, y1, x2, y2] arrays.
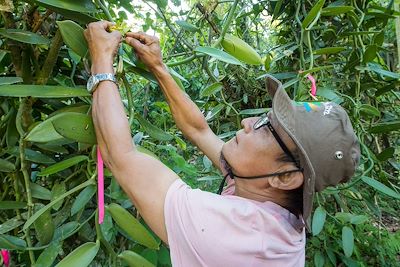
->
[[234, 179, 288, 208]]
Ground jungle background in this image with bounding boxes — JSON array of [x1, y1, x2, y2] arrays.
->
[[0, 0, 399, 266]]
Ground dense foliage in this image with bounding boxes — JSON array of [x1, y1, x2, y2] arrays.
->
[[0, 0, 399, 266]]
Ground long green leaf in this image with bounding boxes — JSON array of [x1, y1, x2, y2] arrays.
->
[[0, 85, 90, 98], [34, 0, 96, 13], [70, 185, 96, 216], [321, 6, 354, 16], [31, 183, 52, 200], [0, 217, 24, 235], [118, 250, 155, 267], [107, 203, 159, 249], [23, 179, 94, 231], [135, 114, 173, 141], [35, 241, 63, 267], [0, 234, 27, 250], [0, 77, 23, 85], [57, 20, 88, 58], [0, 29, 50, 45], [361, 176, 400, 199], [195, 47, 244, 66], [200, 82, 223, 98], [0, 158, 15, 172], [369, 121, 400, 133], [38, 155, 88, 176], [175, 20, 199, 32], [342, 226, 354, 257], [55, 240, 99, 267], [52, 113, 96, 144], [0, 201, 26, 210], [313, 47, 346, 55], [302, 0, 326, 29], [312, 206, 326, 236]]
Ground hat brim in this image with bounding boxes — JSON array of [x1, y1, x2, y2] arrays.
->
[[265, 75, 316, 229]]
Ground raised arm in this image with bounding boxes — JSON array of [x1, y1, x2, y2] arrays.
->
[[125, 32, 224, 169], [84, 21, 178, 243]]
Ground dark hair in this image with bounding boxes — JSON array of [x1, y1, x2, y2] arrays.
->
[[277, 152, 303, 218]]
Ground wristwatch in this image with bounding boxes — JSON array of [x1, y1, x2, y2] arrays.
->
[[87, 73, 117, 94]]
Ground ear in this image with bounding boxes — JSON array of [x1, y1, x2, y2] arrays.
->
[[269, 171, 304, 190]]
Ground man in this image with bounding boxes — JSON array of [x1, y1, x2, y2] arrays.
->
[[84, 21, 360, 266]]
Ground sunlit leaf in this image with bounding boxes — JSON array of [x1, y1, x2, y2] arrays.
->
[[52, 113, 96, 144], [0, 85, 90, 98], [200, 82, 223, 98], [57, 20, 88, 58], [302, 0, 326, 29], [38, 155, 88, 176], [135, 114, 173, 142], [0, 29, 50, 45], [342, 226, 354, 257], [175, 20, 199, 32], [55, 240, 99, 267], [118, 250, 155, 267], [361, 176, 400, 199], [312, 206, 326, 236], [195, 47, 244, 66]]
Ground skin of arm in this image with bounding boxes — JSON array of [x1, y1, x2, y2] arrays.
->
[[125, 32, 224, 168], [84, 21, 178, 243]]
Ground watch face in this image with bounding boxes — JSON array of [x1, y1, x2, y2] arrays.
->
[[87, 76, 98, 92]]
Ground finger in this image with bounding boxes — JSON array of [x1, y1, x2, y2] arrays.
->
[[88, 20, 114, 30], [126, 32, 157, 44], [125, 36, 144, 50]]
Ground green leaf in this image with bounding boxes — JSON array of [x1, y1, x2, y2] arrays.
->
[[55, 240, 100, 267], [31, 182, 52, 200], [205, 103, 224, 121], [302, 0, 326, 29], [0, 217, 24, 235], [363, 45, 377, 63], [34, 0, 96, 13], [0, 234, 27, 250], [361, 176, 400, 200], [34, 204, 55, 245], [272, 0, 284, 20], [359, 104, 380, 117], [200, 82, 223, 98], [51, 182, 66, 211], [35, 241, 63, 267], [313, 47, 346, 55], [53, 222, 80, 242], [0, 158, 15, 172], [239, 108, 269, 115], [71, 185, 96, 216], [0, 29, 50, 45], [342, 226, 354, 257], [312, 206, 326, 236], [362, 63, 400, 79], [314, 251, 325, 267], [38, 155, 88, 176], [23, 179, 94, 231], [175, 20, 199, 32], [221, 35, 263, 65], [34, 0, 97, 24], [369, 121, 400, 133], [0, 85, 90, 98], [316, 87, 343, 104], [321, 6, 354, 16], [349, 215, 368, 225], [52, 113, 96, 144], [107, 203, 159, 249], [118, 250, 155, 267], [56, 20, 88, 58], [0, 201, 26, 210], [195, 47, 244, 66], [135, 114, 173, 142], [0, 76, 23, 85], [376, 147, 395, 161]]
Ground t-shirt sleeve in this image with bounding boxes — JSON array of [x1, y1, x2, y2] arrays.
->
[[164, 179, 262, 266]]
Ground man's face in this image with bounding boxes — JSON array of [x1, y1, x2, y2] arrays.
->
[[221, 112, 298, 177]]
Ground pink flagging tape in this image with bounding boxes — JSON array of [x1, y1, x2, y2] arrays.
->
[[306, 74, 317, 96], [97, 147, 104, 224], [1, 250, 10, 267]]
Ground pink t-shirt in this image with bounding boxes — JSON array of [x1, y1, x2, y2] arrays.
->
[[164, 178, 305, 267]]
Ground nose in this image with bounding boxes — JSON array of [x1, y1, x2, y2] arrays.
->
[[241, 118, 253, 133]]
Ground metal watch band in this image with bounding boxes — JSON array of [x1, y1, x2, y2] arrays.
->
[[87, 73, 117, 94]]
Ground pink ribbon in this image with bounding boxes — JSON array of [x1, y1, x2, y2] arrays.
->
[[306, 74, 317, 96], [1, 250, 10, 267], [97, 147, 104, 224]]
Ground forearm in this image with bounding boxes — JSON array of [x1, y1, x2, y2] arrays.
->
[[152, 64, 210, 142], [91, 66, 134, 167]]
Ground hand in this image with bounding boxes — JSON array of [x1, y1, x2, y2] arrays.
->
[[84, 21, 122, 74], [125, 32, 164, 72]]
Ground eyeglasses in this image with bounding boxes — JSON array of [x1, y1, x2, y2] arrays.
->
[[254, 114, 301, 169]]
